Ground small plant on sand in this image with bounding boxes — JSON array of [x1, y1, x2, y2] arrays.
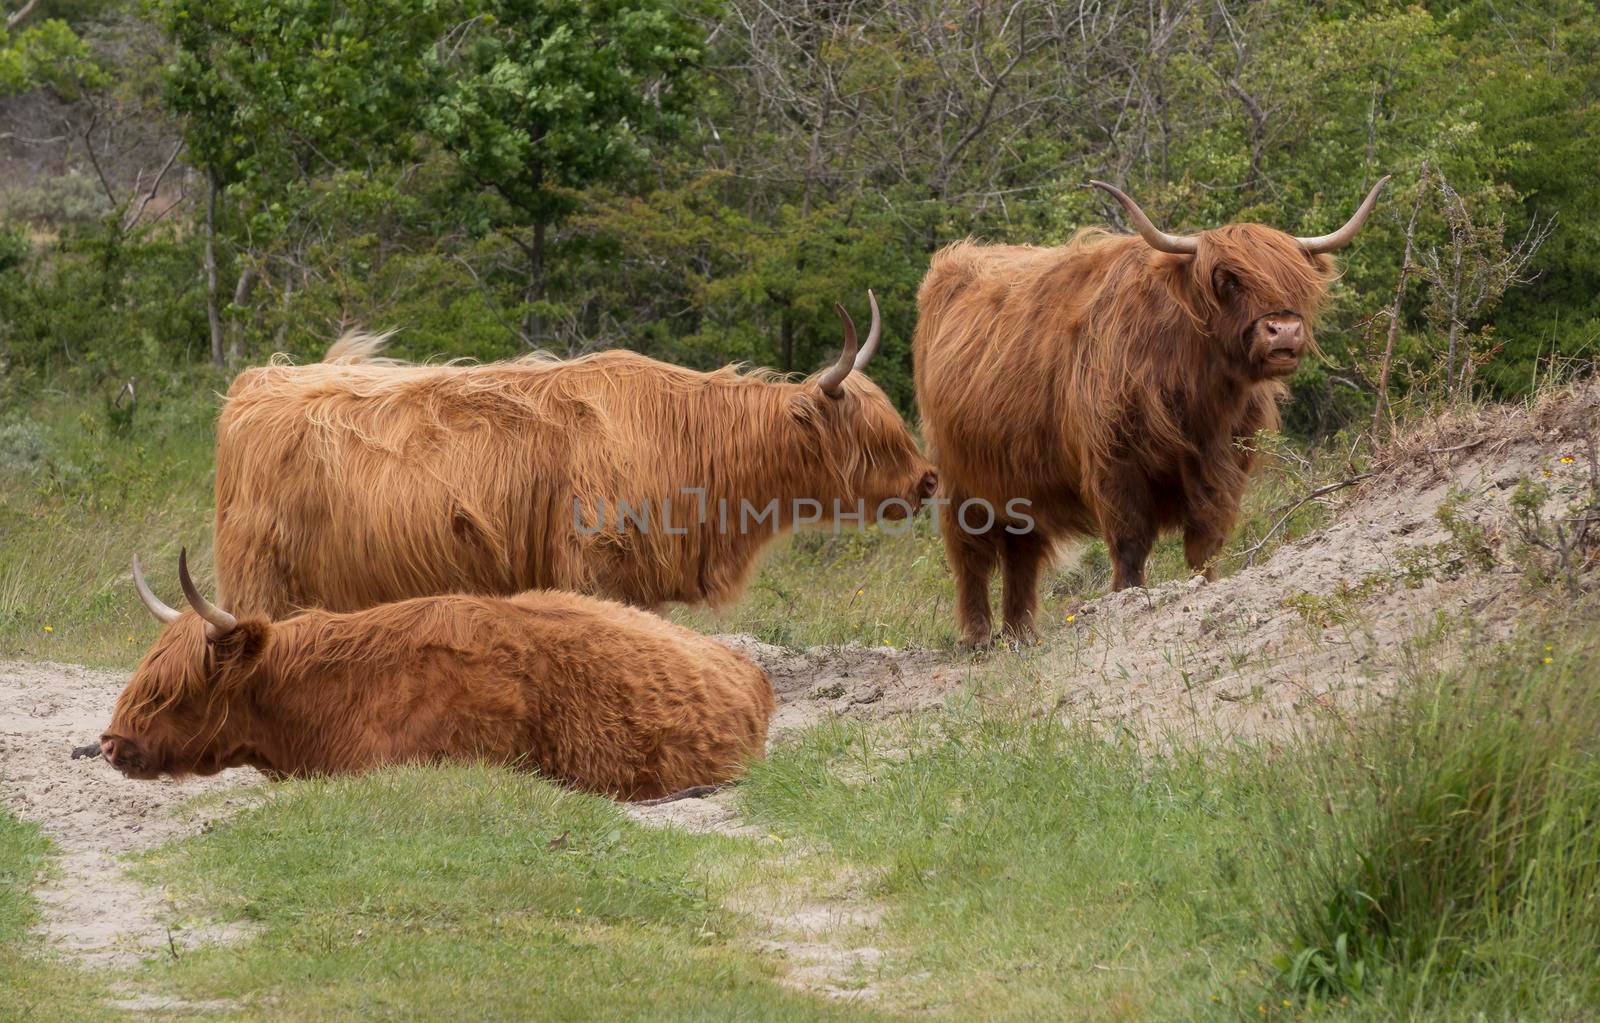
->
[[1283, 573, 1391, 628], [1394, 489, 1497, 587], [1508, 442, 1600, 596]]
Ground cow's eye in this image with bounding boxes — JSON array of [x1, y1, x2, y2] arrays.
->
[[1213, 269, 1241, 299]]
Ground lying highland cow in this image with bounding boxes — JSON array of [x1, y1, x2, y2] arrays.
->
[[214, 292, 936, 617], [914, 177, 1389, 645], [100, 552, 773, 800]]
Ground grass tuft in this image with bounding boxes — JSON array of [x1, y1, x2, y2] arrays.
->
[[1271, 623, 1600, 1015]]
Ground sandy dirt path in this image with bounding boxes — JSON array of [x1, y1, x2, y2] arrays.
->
[[0, 659, 261, 970]]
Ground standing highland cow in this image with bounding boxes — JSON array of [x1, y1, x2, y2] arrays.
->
[[914, 177, 1388, 646], [102, 551, 773, 800], [214, 293, 936, 617]]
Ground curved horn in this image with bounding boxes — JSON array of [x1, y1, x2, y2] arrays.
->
[[817, 302, 859, 398], [852, 289, 882, 372], [1296, 175, 1391, 253], [132, 554, 180, 625], [1089, 180, 1198, 255], [177, 547, 236, 639]]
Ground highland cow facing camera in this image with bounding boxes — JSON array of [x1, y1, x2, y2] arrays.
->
[[913, 177, 1389, 646], [101, 551, 774, 800]]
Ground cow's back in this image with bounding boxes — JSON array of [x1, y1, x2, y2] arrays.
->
[[215, 361, 618, 617], [913, 240, 1107, 518], [498, 591, 774, 798]]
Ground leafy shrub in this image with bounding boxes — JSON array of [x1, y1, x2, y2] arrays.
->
[[0, 171, 110, 228], [0, 226, 27, 272], [0, 416, 48, 475]]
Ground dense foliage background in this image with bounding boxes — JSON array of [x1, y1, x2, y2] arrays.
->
[[2, 0, 1596, 435]]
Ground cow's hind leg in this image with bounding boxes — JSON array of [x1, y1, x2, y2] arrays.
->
[[1000, 529, 1049, 644], [943, 499, 999, 647], [1107, 526, 1155, 591]]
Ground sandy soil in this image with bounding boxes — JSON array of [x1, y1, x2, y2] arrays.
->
[[0, 660, 262, 970]]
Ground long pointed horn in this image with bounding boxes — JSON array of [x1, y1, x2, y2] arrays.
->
[[177, 547, 236, 639], [817, 302, 859, 398], [1296, 175, 1391, 253], [1089, 180, 1198, 255], [132, 554, 180, 625], [852, 289, 881, 372]]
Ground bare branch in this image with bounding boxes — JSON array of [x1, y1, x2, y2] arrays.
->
[[6, 0, 41, 29], [122, 139, 186, 231]]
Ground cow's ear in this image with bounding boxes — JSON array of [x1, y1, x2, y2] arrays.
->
[[208, 620, 268, 672], [787, 388, 828, 426]]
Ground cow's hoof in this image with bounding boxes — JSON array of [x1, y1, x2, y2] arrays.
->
[[1000, 624, 1040, 648]]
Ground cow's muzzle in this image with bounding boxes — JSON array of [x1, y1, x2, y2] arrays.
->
[[1254, 315, 1306, 375], [100, 734, 149, 776]]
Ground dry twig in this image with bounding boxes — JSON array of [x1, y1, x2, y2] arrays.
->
[[1240, 474, 1376, 566]]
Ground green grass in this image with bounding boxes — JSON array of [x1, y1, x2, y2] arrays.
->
[[733, 617, 1600, 1020], [0, 374, 223, 666], [0, 811, 114, 1022], [134, 767, 873, 1022], [739, 715, 1289, 1019], [1269, 625, 1600, 1019]]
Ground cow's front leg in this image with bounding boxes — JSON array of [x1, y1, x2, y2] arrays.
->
[[1182, 525, 1225, 581], [1182, 456, 1245, 582], [943, 496, 999, 647], [1096, 468, 1155, 591]]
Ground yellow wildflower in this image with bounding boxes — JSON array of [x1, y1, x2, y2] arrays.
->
[[42, 625, 53, 633]]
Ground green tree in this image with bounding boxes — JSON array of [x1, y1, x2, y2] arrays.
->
[[422, 0, 708, 345], [1, 3, 101, 97], [155, 0, 461, 363]]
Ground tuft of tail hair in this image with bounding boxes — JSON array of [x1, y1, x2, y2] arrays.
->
[[322, 328, 401, 365]]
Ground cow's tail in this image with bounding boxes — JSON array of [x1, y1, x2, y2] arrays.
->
[[322, 328, 400, 365]]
